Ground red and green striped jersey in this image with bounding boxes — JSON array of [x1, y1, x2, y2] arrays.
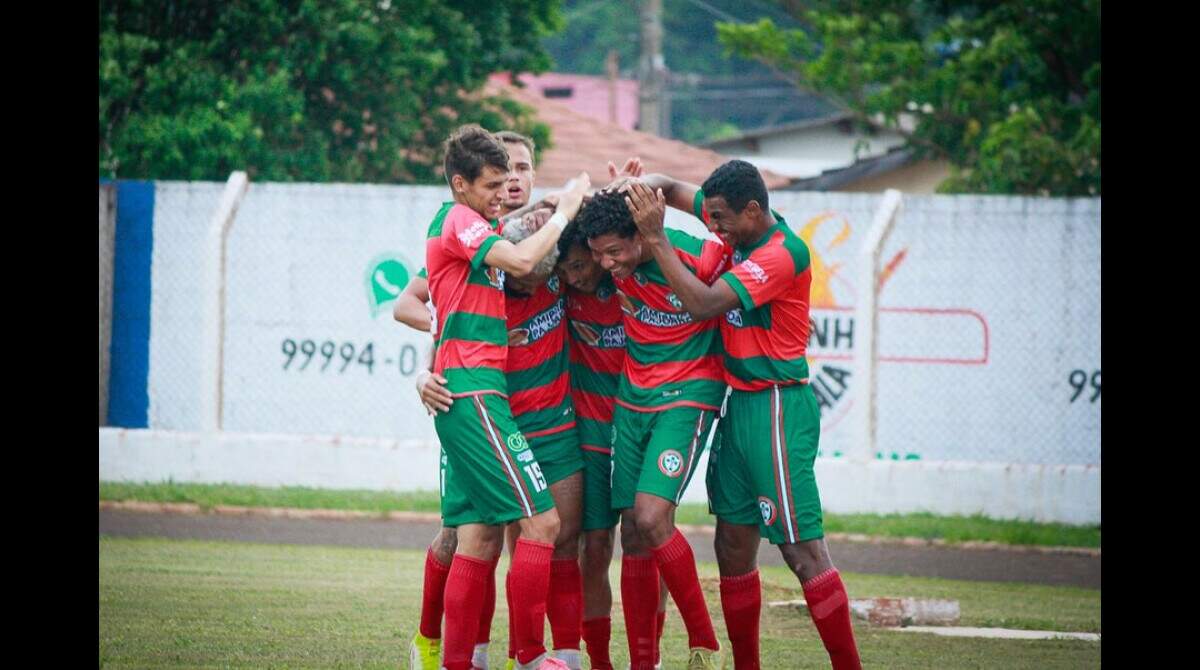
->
[[614, 228, 731, 411], [694, 191, 814, 391], [566, 276, 626, 450], [505, 275, 575, 438], [426, 202, 508, 395]]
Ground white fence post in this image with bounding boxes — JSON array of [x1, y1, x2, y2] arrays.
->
[[849, 189, 903, 462], [200, 171, 250, 432]]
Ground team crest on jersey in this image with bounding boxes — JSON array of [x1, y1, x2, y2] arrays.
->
[[596, 285, 613, 301], [486, 266, 505, 290], [733, 249, 747, 264], [758, 497, 777, 526], [666, 293, 684, 310], [547, 275, 560, 293], [633, 271, 648, 286], [658, 449, 684, 478], [725, 308, 743, 327], [506, 433, 530, 452]]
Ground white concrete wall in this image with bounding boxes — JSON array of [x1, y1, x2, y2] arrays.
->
[[107, 183, 1100, 522]]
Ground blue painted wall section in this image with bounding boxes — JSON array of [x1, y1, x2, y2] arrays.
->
[[106, 180, 155, 427]]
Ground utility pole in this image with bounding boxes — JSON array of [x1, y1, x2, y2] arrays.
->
[[637, 0, 670, 137]]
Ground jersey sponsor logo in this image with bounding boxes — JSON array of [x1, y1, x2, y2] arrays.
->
[[617, 291, 636, 316], [741, 259, 769, 284], [666, 293, 684, 310], [658, 449, 684, 478], [725, 308, 743, 328], [516, 449, 535, 463], [512, 298, 564, 346], [572, 320, 627, 349], [661, 389, 681, 398], [632, 303, 694, 328], [457, 220, 492, 249], [506, 433, 530, 452], [508, 328, 530, 347], [758, 496, 778, 526]]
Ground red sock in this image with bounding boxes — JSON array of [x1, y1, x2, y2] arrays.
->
[[651, 530, 718, 651], [802, 569, 861, 670], [506, 569, 516, 660], [620, 555, 659, 669], [720, 570, 761, 669], [582, 616, 613, 670], [654, 610, 666, 666], [476, 557, 499, 645], [509, 538, 554, 664], [549, 558, 583, 651], [442, 554, 492, 670], [419, 548, 452, 640]]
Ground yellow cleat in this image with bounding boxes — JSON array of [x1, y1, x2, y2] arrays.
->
[[408, 633, 441, 670], [685, 646, 723, 670]]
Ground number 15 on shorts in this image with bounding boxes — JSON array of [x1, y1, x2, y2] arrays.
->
[[524, 463, 548, 492]]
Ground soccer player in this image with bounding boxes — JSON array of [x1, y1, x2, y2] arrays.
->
[[577, 191, 728, 670], [408, 129, 550, 670], [623, 161, 862, 669], [425, 124, 588, 670]]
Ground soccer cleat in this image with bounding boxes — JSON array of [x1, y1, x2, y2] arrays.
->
[[408, 632, 440, 670], [514, 653, 571, 670], [685, 646, 722, 670], [472, 643, 491, 669], [551, 649, 582, 670]]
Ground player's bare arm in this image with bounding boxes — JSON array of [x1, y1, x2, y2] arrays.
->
[[625, 181, 740, 321], [484, 173, 590, 276], [392, 275, 432, 332]]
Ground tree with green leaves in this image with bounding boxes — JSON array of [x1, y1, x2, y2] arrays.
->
[[99, 0, 561, 183], [716, 1, 1100, 195]]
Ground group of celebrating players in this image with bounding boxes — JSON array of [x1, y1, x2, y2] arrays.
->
[[393, 125, 861, 670]]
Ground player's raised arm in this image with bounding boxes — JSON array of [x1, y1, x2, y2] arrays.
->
[[484, 173, 590, 276]]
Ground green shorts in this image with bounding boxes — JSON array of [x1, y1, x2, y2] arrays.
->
[[611, 403, 716, 510], [527, 426, 585, 486], [707, 383, 824, 544], [434, 392, 556, 527], [576, 416, 619, 531]]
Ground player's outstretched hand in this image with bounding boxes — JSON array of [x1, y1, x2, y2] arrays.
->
[[557, 172, 592, 220], [625, 180, 667, 242], [415, 370, 454, 415], [603, 156, 645, 194]]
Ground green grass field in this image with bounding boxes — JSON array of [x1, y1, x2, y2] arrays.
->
[[100, 481, 1101, 549], [98, 536, 1100, 669]]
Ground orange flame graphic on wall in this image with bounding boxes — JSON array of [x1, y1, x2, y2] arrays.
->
[[798, 212, 852, 308]]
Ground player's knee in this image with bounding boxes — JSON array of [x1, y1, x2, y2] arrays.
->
[[632, 506, 672, 546], [431, 531, 458, 565], [521, 509, 561, 544]]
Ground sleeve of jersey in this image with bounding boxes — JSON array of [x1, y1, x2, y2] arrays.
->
[[444, 208, 502, 269], [692, 188, 707, 224], [720, 244, 796, 311]]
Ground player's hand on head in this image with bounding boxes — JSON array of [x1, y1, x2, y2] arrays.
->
[[522, 207, 554, 232], [415, 370, 453, 415], [625, 180, 667, 241]]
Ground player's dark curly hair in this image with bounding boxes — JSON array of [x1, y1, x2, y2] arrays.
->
[[701, 159, 769, 213], [556, 217, 588, 259], [443, 124, 509, 185], [577, 190, 636, 242]]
